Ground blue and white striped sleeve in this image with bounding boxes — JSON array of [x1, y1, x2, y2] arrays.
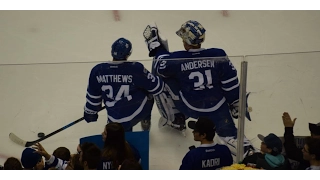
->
[[45, 155, 69, 170], [220, 59, 240, 104], [84, 66, 102, 113], [134, 63, 165, 96]]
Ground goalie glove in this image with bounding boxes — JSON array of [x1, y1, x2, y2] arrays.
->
[[229, 93, 252, 121], [143, 22, 169, 57]]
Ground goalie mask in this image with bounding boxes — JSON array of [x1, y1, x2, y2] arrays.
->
[[111, 37, 132, 60], [176, 20, 206, 46]]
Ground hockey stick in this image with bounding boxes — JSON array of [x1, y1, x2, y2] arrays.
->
[[9, 106, 106, 147]]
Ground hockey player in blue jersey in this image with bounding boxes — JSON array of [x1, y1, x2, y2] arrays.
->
[[180, 117, 233, 170], [142, 20, 255, 157], [83, 37, 164, 131]]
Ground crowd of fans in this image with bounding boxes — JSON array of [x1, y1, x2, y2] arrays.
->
[[1, 122, 142, 170], [1, 112, 319, 170]]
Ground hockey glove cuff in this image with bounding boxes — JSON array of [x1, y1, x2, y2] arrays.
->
[[84, 108, 98, 123]]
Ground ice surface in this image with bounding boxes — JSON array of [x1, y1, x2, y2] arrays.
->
[[1, 11, 320, 169]]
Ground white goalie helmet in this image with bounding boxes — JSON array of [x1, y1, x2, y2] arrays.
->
[[176, 20, 206, 46]]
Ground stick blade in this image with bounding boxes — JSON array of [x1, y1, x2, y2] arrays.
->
[[9, 133, 27, 147]]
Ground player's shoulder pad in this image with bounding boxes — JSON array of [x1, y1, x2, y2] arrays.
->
[[217, 144, 232, 152], [172, 50, 187, 54], [206, 48, 227, 56], [130, 61, 152, 75], [130, 61, 145, 70], [169, 50, 188, 57], [155, 50, 186, 60], [186, 146, 199, 155], [90, 63, 106, 74]]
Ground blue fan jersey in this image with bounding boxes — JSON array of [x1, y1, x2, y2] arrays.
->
[[98, 143, 141, 170], [85, 61, 164, 123], [153, 48, 239, 114], [179, 143, 233, 170]]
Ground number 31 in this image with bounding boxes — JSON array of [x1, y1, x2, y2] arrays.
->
[[189, 70, 213, 90]]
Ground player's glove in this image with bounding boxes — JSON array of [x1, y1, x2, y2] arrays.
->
[[229, 93, 252, 121], [230, 100, 240, 119], [143, 22, 169, 57], [84, 108, 98, 123]]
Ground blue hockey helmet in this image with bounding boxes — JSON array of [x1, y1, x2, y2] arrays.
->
[[176, 20, 206, 46], [111, 38, 132, 60]]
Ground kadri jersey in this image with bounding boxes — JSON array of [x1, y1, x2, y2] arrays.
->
[[180, 143, 233, 170]]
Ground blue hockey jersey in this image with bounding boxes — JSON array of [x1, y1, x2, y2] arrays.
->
[[153, 47, 239, 113], [85, 61, 164, 123], [179, 143, 233, 170]]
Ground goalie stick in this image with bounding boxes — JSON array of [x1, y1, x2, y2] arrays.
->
[[9, 106, 106, 147]]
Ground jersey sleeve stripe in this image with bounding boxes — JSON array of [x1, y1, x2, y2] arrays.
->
[[107, 96, 148, 123], [86, 98, 102, 106], [221, 83, 239, 91], [179, 91, 226, 112], [87, 92, 102, 99], [221, 76, 238, 84], [148, 76, 161, 92], [151, 81, 164, 96], [148, 76, 164, 94], [84, 106, 97, 113]]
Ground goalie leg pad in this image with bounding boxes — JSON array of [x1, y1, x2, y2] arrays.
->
[[164, 84, 179, 101], [154, 92, 176, 123]]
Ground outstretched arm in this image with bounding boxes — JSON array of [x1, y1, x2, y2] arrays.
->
[[33, 143, 69, 170], [282, 112, 303, 161]]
